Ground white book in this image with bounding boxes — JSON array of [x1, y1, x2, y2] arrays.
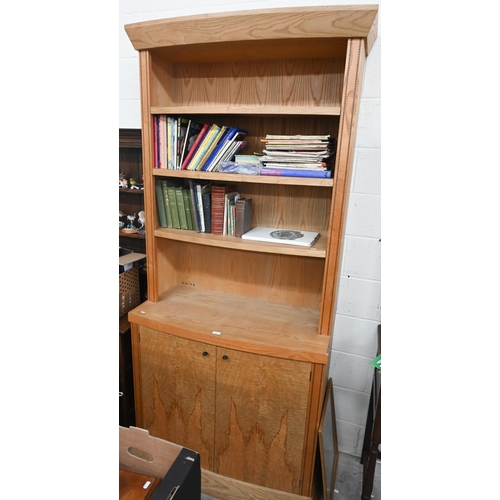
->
[[241, 227, 319, 247]]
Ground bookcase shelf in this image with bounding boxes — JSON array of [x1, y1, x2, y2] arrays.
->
[[128, 287, 329, 364], [125, 6, 378, 499], [153, 227, 327, 258], [151, 106, 342, 116], [152, 168, 334, 187]]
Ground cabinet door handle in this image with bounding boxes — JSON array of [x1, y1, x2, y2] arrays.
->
[[202, 351, 209, 356], [222, 355, 228, 360]]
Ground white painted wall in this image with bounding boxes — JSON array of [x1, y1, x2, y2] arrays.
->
[[119, 0, 382, 457]]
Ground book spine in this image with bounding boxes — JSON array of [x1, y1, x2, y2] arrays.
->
[[155, 180, 167, 227], [153, 116, 158, 168], [167, 185, 180, 228], [260, 168, 332, 178], [179, 119, 191, 167], [211, 187, 226, 235], [188, 180, 201, 233], [182, 188, 194, 230], [175, 186, 188, 229], [195, 183, 206, 232], [202, 192, 211, 234], [235, 198, 252, 237], [161, 180, 173, 228], [177, 117, 189, 169]]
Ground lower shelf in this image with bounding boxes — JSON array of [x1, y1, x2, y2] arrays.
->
[[128, 285, 329, 363]]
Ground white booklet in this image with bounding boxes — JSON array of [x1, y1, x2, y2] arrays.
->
[[241, 227, 319, 247]]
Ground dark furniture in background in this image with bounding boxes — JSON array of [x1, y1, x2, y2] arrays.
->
[[361, 324, 381, 500], [119, 128, 146, 256], [119, 315, 136, 428]]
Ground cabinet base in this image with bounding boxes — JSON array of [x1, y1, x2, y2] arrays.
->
[[201, 469, 312, 500]]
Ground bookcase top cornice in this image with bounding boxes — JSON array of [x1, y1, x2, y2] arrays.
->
[[125, 5, 379, 59]]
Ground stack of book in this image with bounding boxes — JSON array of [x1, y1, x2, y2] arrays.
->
[[259, 135, 337, 178], [155, 180, 252, 237], [153, 115, 247, 171]]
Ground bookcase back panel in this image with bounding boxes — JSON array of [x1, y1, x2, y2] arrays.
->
[[156, 239, 324, 310], [150, 54, 345, 111], [234, 183, 332, 234]]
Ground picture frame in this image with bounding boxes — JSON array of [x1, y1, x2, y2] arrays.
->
[[318, 377, 339, 500]]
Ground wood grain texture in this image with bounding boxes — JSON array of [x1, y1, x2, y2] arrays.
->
[[119, 469, 161, 500], [125, 6, 378, 54], [169, 58, 344, 110], [137, 327, 216, 470], [201, 469, 312, 500], [155, 240, 325, 309], [214, 349, 311, 494]]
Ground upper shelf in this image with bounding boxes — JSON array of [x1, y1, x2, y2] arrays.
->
[[125, 5, 379, 62], [152, 168, 334, 187]]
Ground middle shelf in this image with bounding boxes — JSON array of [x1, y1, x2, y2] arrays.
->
[[128, 285, 330, 364]]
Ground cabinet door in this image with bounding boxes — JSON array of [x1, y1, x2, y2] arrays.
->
[[137, 326, 216, 470], [215, 348, 312, 494]]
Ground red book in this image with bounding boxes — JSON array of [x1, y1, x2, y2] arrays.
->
[[211, 185, 236, 235], [181, 123, 210, 170]]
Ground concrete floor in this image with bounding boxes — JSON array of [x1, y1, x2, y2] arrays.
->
[[200, 452, 381, 500]]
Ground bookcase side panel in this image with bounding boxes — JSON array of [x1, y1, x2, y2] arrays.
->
[[138, 51, 160, 302], [319, 38, 367, 337]]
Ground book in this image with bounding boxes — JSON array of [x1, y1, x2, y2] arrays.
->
[[223, 191, 239, 236], [166, 183, 180, 229], [202, 191, 212, 233], [260, 168, 332, 178], [175, 186, 188, 229], [241, 227, 320, 247], [153, 116, 159, 168], [155, 180, 167, 227], [211, 185, 236, 235], [176, 117, 189, 169], [188, 180, 201, 232], [181, 122, 209, 169], [161, 180, 173, 228], [235, 198, 252, 237], [182, 187, 194, 230]]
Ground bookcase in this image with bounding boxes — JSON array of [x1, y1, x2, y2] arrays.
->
[[125, 6, 378, 500], [119, 128, 146, 256]]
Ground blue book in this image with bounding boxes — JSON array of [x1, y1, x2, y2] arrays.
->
[[260, 168, 332, 178], [201, 126, 235, 171], [203, 127, 247, 171]]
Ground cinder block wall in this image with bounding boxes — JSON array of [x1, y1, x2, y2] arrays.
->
[[119, 0, 382, 458]]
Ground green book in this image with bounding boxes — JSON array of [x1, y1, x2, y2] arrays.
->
[[182, 188, 194, 230], [161, 180, 173, 228], [175, 186, 188, 229], [167, 183, 180, 229], [155, 180, 167, 227]]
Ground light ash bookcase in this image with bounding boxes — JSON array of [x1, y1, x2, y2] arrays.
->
[[125, 6, 378, 499]]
